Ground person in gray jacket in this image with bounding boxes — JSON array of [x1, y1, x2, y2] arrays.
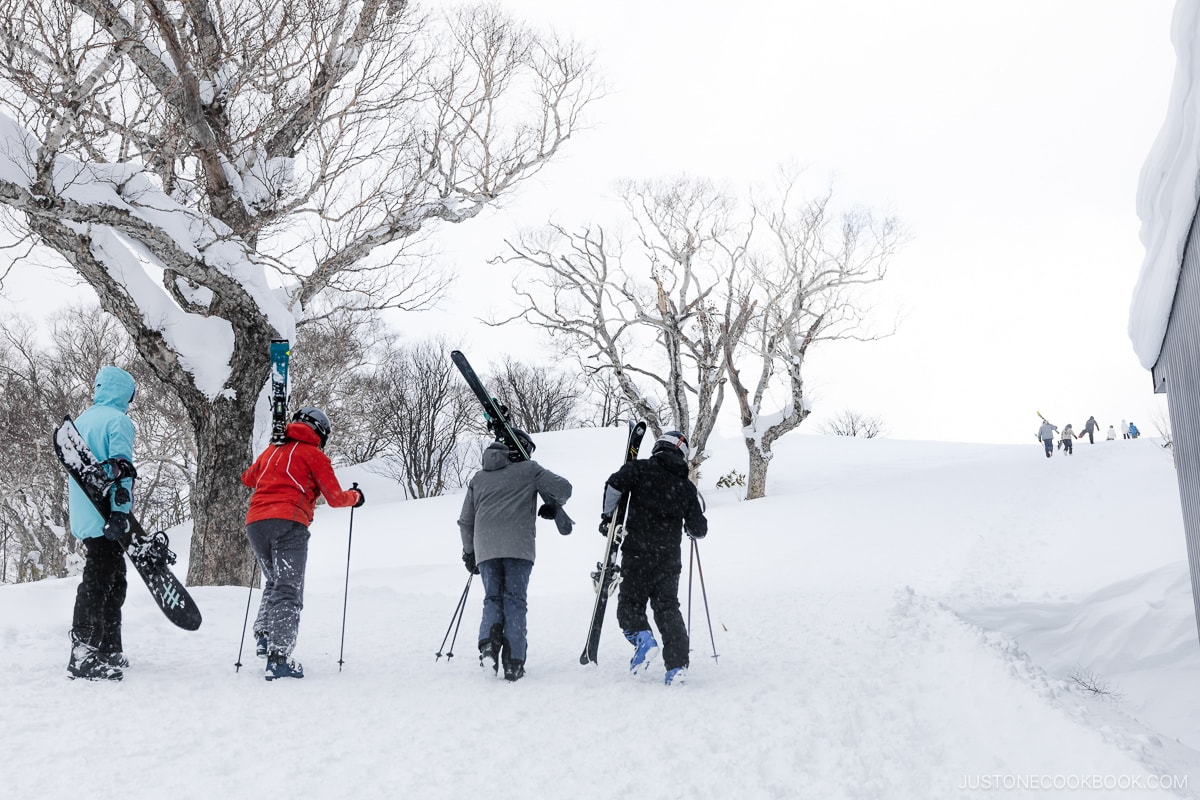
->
[[1037, 419, 1058, 458], [1081, 415, 1100, 444], [458, 430, 572, 681]]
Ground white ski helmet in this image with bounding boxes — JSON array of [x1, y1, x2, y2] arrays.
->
[[652, 430, 689, 460]]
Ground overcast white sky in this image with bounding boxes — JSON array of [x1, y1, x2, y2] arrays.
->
[[412, 0, 1181, 445], [1, 0, 1180, 446]]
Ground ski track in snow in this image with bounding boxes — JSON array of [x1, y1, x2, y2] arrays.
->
[[4, 433, 1200, 799]]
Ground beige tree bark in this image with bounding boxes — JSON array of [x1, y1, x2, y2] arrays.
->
[[0, 0, 598, 584]]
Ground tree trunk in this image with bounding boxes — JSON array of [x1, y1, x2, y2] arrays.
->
[[744, 438, 771, 500], [184, 396, 257, 586]]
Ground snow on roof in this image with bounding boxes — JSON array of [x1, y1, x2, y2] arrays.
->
[[1131, 0, 1200, 370]]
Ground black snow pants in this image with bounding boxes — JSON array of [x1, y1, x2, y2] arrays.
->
[[616, 550, 690, 671], [71, 535, 128, 653]]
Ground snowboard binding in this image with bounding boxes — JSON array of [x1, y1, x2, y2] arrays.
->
[[130, 530, 176, 568]]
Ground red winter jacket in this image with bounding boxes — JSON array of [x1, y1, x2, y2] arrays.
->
[[241, 422, 361, 526]]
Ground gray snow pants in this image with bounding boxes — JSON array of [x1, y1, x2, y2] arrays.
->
[[247, 518, 310, 657]]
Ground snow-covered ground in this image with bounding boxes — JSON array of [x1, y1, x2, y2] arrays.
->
[[4, 429, 1200, 799]]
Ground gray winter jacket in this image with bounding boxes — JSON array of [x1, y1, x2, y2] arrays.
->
[[458, 443, 573, 564], [1038, 421, 1057, 441]]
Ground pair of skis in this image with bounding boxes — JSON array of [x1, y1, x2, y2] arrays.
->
[[450, 350, 645, 665], [580, 418, 646, 665], [451, 350, 575, 535]]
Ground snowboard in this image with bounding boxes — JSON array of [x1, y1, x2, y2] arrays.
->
[[580, 418, 648, 665], [54, 416, 202, 631]]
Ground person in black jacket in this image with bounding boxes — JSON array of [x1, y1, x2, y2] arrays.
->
[[600, 430, 707, 685]]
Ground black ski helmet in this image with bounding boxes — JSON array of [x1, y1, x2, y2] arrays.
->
[[293, 406, 332, 448], [652, 430, 690, 460], [508, 429, 536, 460]]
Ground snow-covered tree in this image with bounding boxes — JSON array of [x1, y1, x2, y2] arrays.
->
[[495, 178, 744, 480], [0, 0, 598, 584], [722, 174, 903, 498]]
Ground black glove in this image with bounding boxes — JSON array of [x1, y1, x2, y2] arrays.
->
[[101, 457, 138, 481], [599, 514, 612, 536], [462, 551, 479, 575], [538, 503, 558, 520], [352, 487, 366, 508], [103, 512, 132, 548], [686, 524, 706, 541]]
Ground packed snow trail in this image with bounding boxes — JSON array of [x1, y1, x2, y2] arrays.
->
[[3, 432, 1198, 798]]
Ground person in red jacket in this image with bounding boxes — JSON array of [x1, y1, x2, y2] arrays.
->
[[241, 406, 364, 681]]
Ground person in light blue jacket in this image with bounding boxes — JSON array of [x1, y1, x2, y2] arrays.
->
[[67, 365, 138, 681]]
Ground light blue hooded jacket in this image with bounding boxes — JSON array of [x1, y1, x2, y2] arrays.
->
[[69, 366, 136, 540]]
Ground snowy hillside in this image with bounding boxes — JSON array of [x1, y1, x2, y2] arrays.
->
[[4, 430, 1200, 799]]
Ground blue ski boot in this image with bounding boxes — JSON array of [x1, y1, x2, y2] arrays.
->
[[664, 666, 688, 686], [624, 629, 659, 676]]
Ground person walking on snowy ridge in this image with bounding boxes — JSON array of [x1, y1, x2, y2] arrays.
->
[[1059, 423, 1075, 455], [1037, 419, 1058, 459], [458, 429, 572, 682], [242, 406, 364, 681], [67, 366, 138, 681], [1080, 415, 1100, 444], [1121, 419, 1131, 440], [1107, 425, 1117, 441], [600, 430, 708, 686]]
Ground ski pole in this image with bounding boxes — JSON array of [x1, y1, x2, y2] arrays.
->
[[691, 537, 720, 663], [234, 558, 260, 673], [337, 482, 359, 672], [686, 536, 695, 639], [437, 573, 474, 661]]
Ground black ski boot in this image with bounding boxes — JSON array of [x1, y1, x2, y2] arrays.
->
[[265, 652, 304, 681], [503, 660, 525, 682], [67, 630, 123, 681], [479, 639, 499, 674], [99, 629, 129, 668], [100, 649, 130, 668]]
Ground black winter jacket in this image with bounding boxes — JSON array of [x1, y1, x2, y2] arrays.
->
[[602, 449, 707, 559]]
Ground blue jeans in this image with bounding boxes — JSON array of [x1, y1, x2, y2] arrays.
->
[[478, 558, 533, 662]]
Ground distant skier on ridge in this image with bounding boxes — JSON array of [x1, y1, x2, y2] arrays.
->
[[1037, 418, 1058, 459]]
